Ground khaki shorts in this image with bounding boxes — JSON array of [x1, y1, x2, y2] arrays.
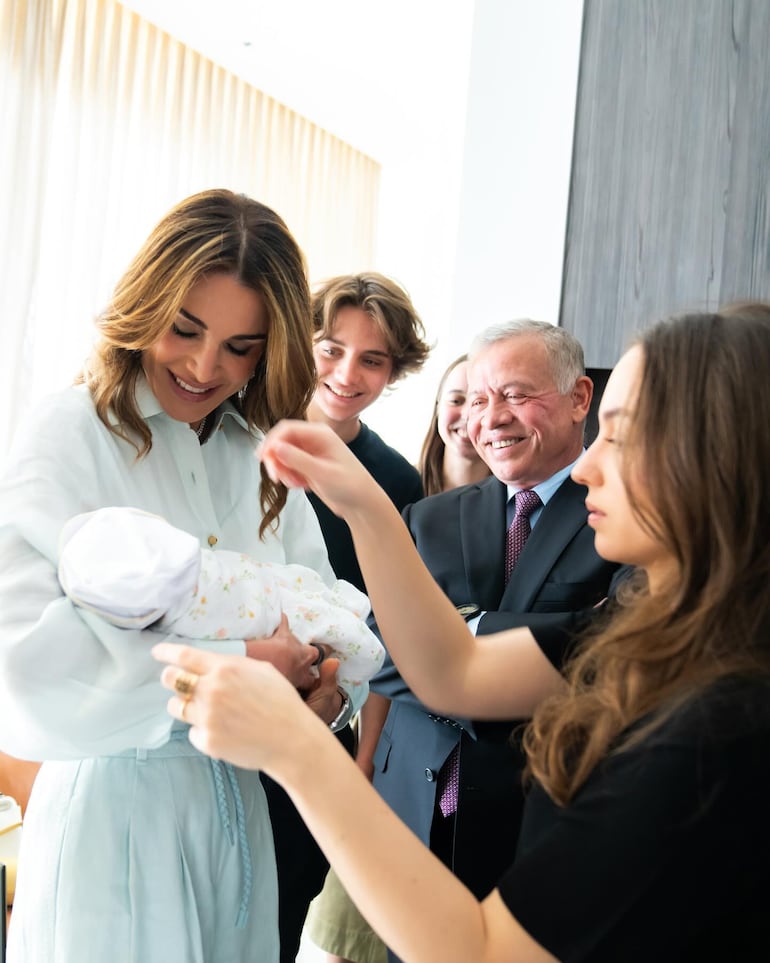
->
[[305, 866, 388, 963]]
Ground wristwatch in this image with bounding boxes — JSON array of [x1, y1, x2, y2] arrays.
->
[[456, 603, 481, 622], [329, 687, 352, 732]]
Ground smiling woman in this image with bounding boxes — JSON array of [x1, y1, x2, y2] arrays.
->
[[418, 354, 491, 496], [142, 274, 269, 437], [0, 188, 366, 963]]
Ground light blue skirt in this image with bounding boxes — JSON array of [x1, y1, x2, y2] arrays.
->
[[8, 729, 279, 962]]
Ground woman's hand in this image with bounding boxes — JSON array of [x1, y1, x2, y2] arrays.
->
[[259, 421, 386, 521], [302, 657, 348, 726], [245, 612, 332, 690], [152, 642, 326, 773]]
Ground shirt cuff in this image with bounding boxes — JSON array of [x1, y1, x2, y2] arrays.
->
[[466, 613, 485, 635]]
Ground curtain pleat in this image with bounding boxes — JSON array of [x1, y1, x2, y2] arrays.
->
[[0, 0, 380, 458]]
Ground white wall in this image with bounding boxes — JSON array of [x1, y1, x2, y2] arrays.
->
[[450, 0, 584, 339], [366, 0, 585, 461]]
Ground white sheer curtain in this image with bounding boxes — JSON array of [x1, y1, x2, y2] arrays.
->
[[0, 0, 380, 459]]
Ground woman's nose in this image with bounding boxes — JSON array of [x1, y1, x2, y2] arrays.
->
[[572, 442, 596, 486], [190, 343, 220, 383]]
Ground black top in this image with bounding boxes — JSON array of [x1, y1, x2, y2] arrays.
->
[[308, 422, 423, 591], [498, 674, 770, 962], [527, 608, 597, 670]]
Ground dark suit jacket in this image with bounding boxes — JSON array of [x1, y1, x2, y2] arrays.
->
[[370, 474, 620, 899]]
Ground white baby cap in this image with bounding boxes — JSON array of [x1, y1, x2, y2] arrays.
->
[[58, 506, 201, 628]]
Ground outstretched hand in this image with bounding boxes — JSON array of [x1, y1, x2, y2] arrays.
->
[[152, 642, 329, 773], [259, 420, 384, 521]]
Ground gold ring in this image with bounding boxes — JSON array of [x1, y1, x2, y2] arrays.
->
[[174, 670, 199, 699]]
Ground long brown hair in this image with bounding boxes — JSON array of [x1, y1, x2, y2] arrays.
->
[[80, 189, 315, 536], [526, 306, 770, 805], [419, 354, 469, 496]]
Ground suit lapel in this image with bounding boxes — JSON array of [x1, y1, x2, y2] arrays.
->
[[500, 477, 589, 610], [459, 477, 508, 609]]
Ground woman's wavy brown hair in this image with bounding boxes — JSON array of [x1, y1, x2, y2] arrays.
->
[[80, 189, 315, 536], [525, 305, 770, 805]]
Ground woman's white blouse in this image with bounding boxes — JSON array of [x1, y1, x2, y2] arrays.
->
[[0, 378, 355, 760]]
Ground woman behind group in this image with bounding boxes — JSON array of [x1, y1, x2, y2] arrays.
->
[[0, 190, 360, 963], [262, 271, 431, 962], [418, 353, 491, 497], [157, 304, 770, 962]]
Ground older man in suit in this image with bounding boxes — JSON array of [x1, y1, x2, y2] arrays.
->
[[370, 320, 621, 939]]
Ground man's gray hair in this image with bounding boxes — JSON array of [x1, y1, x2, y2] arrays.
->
[[468, 319, 585, 395]]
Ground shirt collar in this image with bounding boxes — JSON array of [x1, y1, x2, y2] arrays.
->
[[506, 452, 583, 507], [111, 372, 251, 435], [134, 374, 164, 420]]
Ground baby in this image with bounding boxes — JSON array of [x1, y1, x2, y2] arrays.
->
[[57, 507, 384, 688]]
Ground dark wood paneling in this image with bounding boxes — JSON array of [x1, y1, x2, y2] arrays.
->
[[561, 0, 770, 366], [585, 367, 611, 446]]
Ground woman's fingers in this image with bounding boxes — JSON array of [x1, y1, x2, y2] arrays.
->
[[260, 421, 374, 518], [155, 645, 318, 771], [153, 642, 213, 676], [259, 422, 324, 488], [260, 442, 315, 488], [260, 422, 349, 487], [167, 693, 192, 724], [260, 444, 310, 488], [308, 641, 335, 666]]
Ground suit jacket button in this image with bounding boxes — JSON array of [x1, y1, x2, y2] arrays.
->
[[424, 768, 436, 782]]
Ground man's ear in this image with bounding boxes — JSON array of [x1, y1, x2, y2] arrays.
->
[[571, 375, 593, 421]]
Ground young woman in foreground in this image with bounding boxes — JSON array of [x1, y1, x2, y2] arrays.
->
[[155, 307, 770, 963]]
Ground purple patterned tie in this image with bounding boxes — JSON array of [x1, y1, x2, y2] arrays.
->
[[504, 489, 541, 583], [437, 489, 541, 818], [437, 743, 460, 817]]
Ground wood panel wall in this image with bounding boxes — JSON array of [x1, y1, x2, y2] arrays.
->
[[560, 0, 770, 366]]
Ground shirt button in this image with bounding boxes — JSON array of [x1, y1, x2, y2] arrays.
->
[[424, 768, 436, 782], [207, 534, 218, 547]]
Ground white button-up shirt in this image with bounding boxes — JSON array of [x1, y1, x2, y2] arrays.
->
[[0, 377, 357, 759]]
